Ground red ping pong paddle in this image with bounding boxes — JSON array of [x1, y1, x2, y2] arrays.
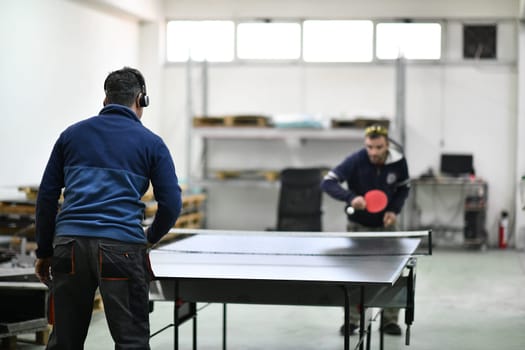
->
[[364, 189, 388, 213], [345, 189, 388, 215]]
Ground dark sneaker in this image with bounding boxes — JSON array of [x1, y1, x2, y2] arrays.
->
[[339, 323, 359, 336], [382, 322, 402, 336]]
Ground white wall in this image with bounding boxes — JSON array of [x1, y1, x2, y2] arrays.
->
[[515, 23, 525, 249], [0, 0, 141, 195], [160, 0, 520, 243], [165, 0, 518, 19], [68, 0, 162, 21], [164, 64, 516, 237], [0, 0, 521, 245]]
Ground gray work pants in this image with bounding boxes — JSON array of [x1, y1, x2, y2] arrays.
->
[[46, 236, 152, 350]]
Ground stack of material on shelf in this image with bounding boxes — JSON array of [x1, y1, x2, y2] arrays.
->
[[0, 200, 36, 238], [331, 117, 390, 129], [170, 193, 206, 229], [213, 169, 280, 182], [271, 113, 324, 129], [17, 186, 39, 201], [193, 115, 271, 128], [142, 190, 207, 243]]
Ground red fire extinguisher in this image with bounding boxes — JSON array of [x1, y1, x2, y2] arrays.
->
[[498, 211, 509, 249]]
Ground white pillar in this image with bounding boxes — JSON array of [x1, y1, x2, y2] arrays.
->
[[515, 22, 525, 249]]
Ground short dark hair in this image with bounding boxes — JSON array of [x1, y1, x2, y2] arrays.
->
[[103, 67, 146, 107]]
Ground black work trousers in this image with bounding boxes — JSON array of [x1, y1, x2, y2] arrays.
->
[[46, 236, 152, 350]]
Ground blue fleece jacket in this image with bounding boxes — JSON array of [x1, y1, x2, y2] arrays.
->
[[35, 104, 182, 258], [321, 147, 410, 227]]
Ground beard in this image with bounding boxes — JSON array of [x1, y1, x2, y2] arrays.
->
[[369, 154, 386, 165]]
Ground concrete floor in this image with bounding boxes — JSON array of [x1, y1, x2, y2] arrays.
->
[[12, 248, 525, 350]]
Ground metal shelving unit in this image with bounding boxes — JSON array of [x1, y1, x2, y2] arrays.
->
[[192, 127, 364, 182], [407, 177, 488, 248], [193, 127, 364, 140]]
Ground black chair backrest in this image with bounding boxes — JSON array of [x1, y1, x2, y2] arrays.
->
[[277, 168, 323, 231]]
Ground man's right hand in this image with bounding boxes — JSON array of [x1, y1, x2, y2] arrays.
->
[[35, 257, 52, 286], [351, 196, 367, 210]]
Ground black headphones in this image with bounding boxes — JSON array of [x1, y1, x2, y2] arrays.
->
[[131, 70, 150, 108]]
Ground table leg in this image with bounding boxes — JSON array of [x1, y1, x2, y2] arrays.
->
[[223, 303, 227, 350], [193, 310, 197, 350], [379, 310, 384, 350], [174, 283, 179, 350], [366, 321, 371, 350], [359, 287, 365, 350], [405, 259, 416, 346], [342, 286, 351, 350]]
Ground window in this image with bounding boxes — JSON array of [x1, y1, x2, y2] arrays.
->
[[166, 19, 444, 63], [237, 22, 301, 60], [376, 23, 442, 60], [166, 20, 234, 62], [303, 20, 374, 62]]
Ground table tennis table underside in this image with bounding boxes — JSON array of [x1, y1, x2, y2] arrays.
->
[[150, 233, 424, 350]]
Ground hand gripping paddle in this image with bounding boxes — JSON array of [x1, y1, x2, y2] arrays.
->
[[346, 189, 388, 215]]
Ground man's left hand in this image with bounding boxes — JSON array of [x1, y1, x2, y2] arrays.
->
[[35, 257, 53, 286], [383, 211, 397, 227]]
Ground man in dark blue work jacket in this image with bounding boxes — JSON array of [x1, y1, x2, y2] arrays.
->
[[321, 124, 410, 337], [35, 67, 182, 350]]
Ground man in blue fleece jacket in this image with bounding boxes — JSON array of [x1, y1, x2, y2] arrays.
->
[[34, 67, 182, 350], [321, 124, 410, 337]]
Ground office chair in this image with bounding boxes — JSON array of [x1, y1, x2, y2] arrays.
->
[[276, 167, 323, 231]]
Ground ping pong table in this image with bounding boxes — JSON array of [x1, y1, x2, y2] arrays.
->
[[149, 229, 431, 350]]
